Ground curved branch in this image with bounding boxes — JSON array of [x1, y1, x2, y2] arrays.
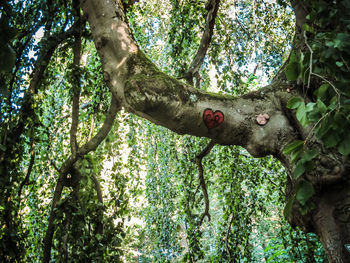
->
[[184, 0, 221, 86], [196, 140, 215, 225], [79, 96, 120, 155], [43, 95, 119, 263], [5, 17, 86, 159], [81, 0, 298, 159]]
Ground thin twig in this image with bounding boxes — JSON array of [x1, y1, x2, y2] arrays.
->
[[304, 109, 334, 145], [311, 72, 341, 108], [196, 140, 215, 225], [303, 73, 341, 145], [303, 31, 313, 93], [17, 141, 35, 212]]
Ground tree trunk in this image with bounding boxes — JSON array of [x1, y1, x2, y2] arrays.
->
[[312, 183, 350, 262], [80, 0, 350, 262]]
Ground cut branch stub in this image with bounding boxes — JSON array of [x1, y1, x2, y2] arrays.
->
[[256, 113, 270, 126], [203, 108, 224, 129]]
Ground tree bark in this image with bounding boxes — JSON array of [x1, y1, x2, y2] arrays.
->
[[80, 0, 350, 262], [312, 183, 350, 263]]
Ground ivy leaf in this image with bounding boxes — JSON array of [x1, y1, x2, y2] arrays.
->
[[315, 117, 332, 139], [325, 40, 334, 47], [285, 62, 299, 81], [291, 149, 303, 163], [323, 131, 340, 148], [283, 140, 304, 155], [314, 84, 329, 99], [303, 24, 314, 33], [296, 180, 314, 206], [293, 160, 305, 179], [338, 134, 350, 155], [301, 149, 318, 162], [0, 144, 6, 152], [317, 99, 327, 114], [296, 102, 308, 126], [284, 194, 295, 220], [335, 33, 350, 49], [287, 97, 302, 109], [336, 61, 343, 67], [305, 102, 315, 112], [308, 107, 322, 122]]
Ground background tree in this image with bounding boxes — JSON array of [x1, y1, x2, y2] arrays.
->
[[0, 0, 349, 262]]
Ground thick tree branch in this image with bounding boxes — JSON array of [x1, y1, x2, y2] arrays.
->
[[81, 0, 298, 160], [184, 0, 221, 86]]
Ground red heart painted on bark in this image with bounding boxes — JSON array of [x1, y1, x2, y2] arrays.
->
[[203, 108, 224, 129]]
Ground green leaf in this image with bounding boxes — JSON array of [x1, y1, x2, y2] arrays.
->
[[317, 99, 327, 114], [307, 107, 322, 122], [323, 131, 340, 148], [306, 10, 316, 22], [291, 149, 303, 163], [284, 195, 295, 220], [285, 62, 299, 81], [296, 180, 314, 206], [338, 134, 350, 155], [301, 149, 318, 162], [289, 51, 299, 63], [296, 102, 305, 120], [287, 97, 302, 109], [325, 40, 334, 47], [293, 160, 306, 179], [335, 33, 350, 49], [314, 84, 330, 98], [305, 102, 315, 112], [303, 24, 314, 33], [336, 61, 343, 67], [315, 117, 332, 138], [283, 140, 304, 155], [0, 44, 16, 73], [0, 144, 6, 152], [296, 102, 308, 126]]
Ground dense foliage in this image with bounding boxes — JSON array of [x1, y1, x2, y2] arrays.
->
[[283, 0, 350, 214], [0, 0, 329, 262]]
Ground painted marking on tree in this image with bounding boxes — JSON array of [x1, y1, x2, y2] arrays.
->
[[203, 108, 224, 129], [256, 113, 270, 126]]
